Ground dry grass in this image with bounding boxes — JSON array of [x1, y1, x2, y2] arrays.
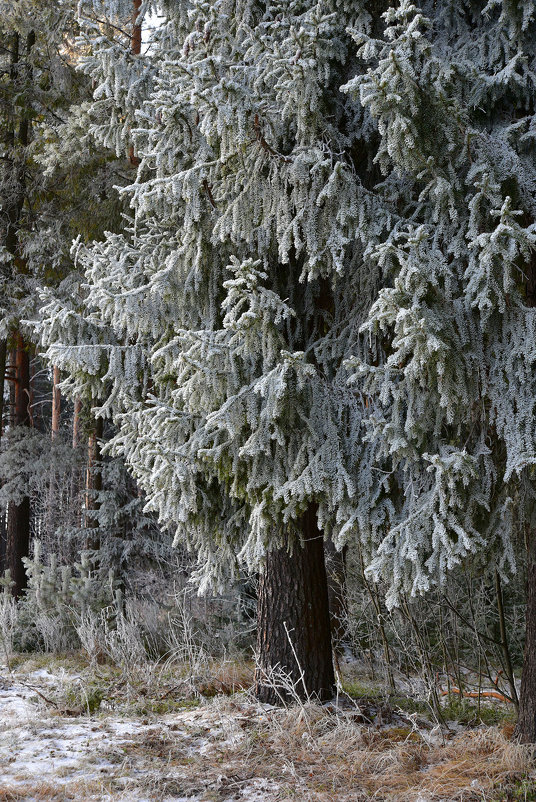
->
[[0, 778, 112, 801], [209, 701, 535, 801], [98, 697, 534, 801], [2, 653, 534, 801]]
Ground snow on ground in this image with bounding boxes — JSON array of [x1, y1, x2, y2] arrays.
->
[[1, 658, 533, 801], [0, 664, 281, 801]]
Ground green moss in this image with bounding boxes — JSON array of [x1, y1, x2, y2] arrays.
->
[[342, 681, 384, 700], [490, 776, 536, 801], [440, 697, 515, 726], [388, 695, 430, 715], [342, 682, 431, 716], [8, 651, 89, 673], [65, 681, 106, 714]]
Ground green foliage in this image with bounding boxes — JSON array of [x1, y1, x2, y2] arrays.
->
[[12, 540, 118, 652], [440, 697, 515, 727]]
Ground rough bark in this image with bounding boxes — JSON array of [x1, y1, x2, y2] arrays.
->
[[72, 397, 82, 450], [0, 339, 7, 573], [0, 339, 6, 443], [6, 333, 31, 596], [2, 30, 35, 595], [43, 366, 61, 538], [255, 505, 335, 704], [131, 0, 142, 55]]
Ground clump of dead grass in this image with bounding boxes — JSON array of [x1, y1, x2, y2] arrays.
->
[[0, 776, 116, 801], [228, 700, 536, 801]]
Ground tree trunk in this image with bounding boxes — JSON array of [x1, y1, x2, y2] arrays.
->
[[516, 251, 536, 739], [85, 416, 103, 551], [128, 0, 142, 166], [44, 367, 61, 538], [72, 397, 82, 450], [6, 333, 31, 596], [51, 366, 60, 439], [255, 505, 335, 704], [3, 31, 35, 596], [515, 531, 536, 742], [0, 339, 7, 574], [132, 0, 142, 55], [0, 339, 6, 443]]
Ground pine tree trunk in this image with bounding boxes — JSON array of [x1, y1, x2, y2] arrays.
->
[[255, 505, 335, 704], [6, 333, 31, 596], [0, 339, 7, 574], [44, 367, 61, 538], [3, 31, 35, 596], [132, 0, 142, 55], [515, 531, 536, 742], [70, 397, 83, 528], [72, 397, 82, 450], [0, 339, 6, 444]]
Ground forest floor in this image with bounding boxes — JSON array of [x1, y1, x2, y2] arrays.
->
[[0, 654, 534, 802]]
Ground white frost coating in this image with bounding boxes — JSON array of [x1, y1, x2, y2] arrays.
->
[[41, 0, 386, 591], [344, 0, 536, 605], [40, 0, 536, 602]]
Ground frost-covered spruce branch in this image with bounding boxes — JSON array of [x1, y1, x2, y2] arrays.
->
[[342, 0, 536, 740], [40, 0, 405, 701]]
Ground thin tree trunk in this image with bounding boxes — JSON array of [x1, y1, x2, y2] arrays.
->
[[359, 548, 395, 693], [128, 0, 142, 165], [51, 366, 60, 439], [0, 339, 7, 573], [516, 252, 536, 740], [495, 569, 519, 709], [255, 505, 335, 704], [6, 333, 31, 596], [515, 531, 536, 742], [132, 0, 142, 55], [0, 339, 6, 443], [44, 367, 61, 538], [72, 397, 82, 450], [85, 416, 103, 551], [68, 397, 84, 558]]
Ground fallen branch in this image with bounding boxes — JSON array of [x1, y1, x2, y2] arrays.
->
[[441, 687, 512, 704]]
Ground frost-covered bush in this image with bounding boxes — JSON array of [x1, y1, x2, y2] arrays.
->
[[14, 541, 117, 652]]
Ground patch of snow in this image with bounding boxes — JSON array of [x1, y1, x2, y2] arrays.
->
[[239, 778, 281, 800]]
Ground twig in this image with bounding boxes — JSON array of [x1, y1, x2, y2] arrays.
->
[[17, 679, 59, 708]]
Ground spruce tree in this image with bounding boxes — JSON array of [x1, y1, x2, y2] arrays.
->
[[343, 1, 536, 740], [42, 0, 402, 701]]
